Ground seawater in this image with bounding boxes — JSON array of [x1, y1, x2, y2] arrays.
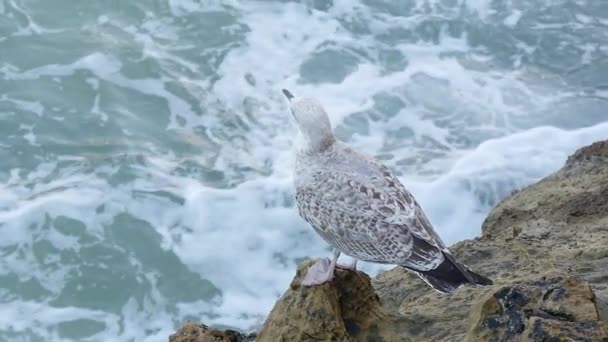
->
[[1, 0, 607, 341]]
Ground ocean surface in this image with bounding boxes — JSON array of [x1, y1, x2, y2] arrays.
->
[[1, 0, 607, 341]]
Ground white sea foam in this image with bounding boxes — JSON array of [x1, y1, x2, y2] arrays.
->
[[1, 0, 607, 341]]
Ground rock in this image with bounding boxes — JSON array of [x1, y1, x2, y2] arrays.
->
[[466, 275, 607, 341], [566, 140, 608, 166], [373, 140, 608, 341], [168, 322, 256, 342], [256, 260, 400, 342]]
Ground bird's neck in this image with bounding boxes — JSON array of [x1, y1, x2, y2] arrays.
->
[[295, 131, 336, 157]]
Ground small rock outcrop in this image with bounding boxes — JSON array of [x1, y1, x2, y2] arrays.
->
[[466, 275, 605, 341], [169, 140, 608, 341], [372, 139, 608, 341], [168, 322, 256, 342], [257, 260, 397, 341]]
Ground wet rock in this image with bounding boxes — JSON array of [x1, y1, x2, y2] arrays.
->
[[168, 322, 256, 342]]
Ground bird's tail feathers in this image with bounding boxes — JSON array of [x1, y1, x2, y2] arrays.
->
[[403, 252, 493, 294]]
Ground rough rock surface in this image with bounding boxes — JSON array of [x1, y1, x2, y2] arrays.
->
[[257, 260, 399, 341], [466, 275, 605, 341], [168, 322, 256, 342], [170, 140, 608, 341], [373, 139, 608, 341]]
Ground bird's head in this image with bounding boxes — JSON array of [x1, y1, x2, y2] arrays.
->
[[282, 89, 335, 153]]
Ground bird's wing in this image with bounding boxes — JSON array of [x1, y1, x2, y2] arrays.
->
[[370, 161, 449, 249], [296, 167, 446, 270], [365, 160, 450, 270]]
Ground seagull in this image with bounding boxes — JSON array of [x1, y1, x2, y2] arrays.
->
[[283, 89, 492, 293]]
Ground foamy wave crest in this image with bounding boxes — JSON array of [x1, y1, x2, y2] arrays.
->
[[1, 0, 607, 340]]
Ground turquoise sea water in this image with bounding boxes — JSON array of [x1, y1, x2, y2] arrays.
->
[[1, 0, 607, 340]]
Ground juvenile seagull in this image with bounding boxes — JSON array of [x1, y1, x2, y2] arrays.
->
[[283, 89, 492, 293]]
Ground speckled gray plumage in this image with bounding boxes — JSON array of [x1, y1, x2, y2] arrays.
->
[[294, 139, 448, 272], [287, 95, 492, 290]]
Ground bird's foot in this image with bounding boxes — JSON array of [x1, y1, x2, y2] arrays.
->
[[300, 258, 335, 286], [336, 260, 358, 271]]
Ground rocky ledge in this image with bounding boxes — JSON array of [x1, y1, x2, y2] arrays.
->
[[171, 140, 608, 341]]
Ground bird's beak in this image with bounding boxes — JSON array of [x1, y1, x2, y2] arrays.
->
[[282, 88, 294, 102]]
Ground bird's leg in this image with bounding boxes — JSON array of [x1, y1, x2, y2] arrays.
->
[[336, 259, 358, 271], [300, 249, 340, 286], [330, 249, 357, 270]]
